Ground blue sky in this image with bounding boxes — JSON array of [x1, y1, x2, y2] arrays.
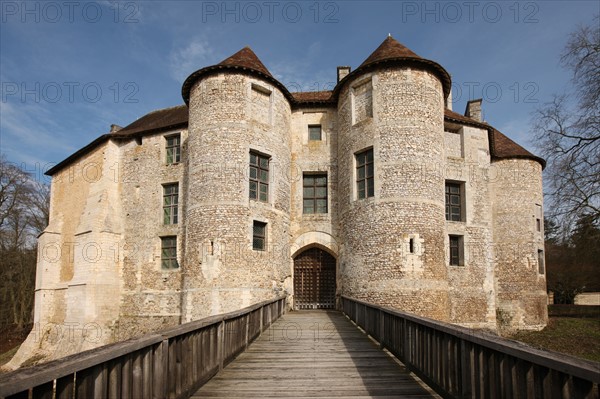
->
[[1, 0, 598, 177]]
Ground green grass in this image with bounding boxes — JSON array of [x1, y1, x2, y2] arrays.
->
[[509, 317, 600, 362]]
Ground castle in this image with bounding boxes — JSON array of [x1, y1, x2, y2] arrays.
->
[[9, 36, 548, 366]]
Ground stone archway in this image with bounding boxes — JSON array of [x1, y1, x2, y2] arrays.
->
[[293, 247, 336, 310]]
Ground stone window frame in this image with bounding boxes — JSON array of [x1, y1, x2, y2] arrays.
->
[[165, 133, 181, 164], [249, 151, 271, 203], [445, 181, 465, 222], [162, 183, 179, 225], [250, 82, 273, 126], [252, 220, 268, 251], [355, 147, 374, 200], [308, 124, 322, 141], [160, 236, 179, 270], [448, 235, 464, 266], [303, 173, 328, 214], [350, 75, 373, 126], [444, 125, 464, 159]]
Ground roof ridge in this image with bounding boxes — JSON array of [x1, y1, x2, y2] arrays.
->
[[143, 104, 187, 114]]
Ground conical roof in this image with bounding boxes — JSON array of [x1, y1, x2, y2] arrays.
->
[[359, 36, 422, 68], [333, 35, 452, 99], [217, 46, 273, 77], [182, 46, 292, 104]]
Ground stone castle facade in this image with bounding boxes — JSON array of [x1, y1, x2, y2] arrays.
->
[[9, 36, 547, 366]]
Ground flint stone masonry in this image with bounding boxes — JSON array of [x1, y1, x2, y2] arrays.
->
[[6, 37, 547, 368]]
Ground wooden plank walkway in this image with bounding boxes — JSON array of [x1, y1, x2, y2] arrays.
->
[[192, 310, 438, 398]]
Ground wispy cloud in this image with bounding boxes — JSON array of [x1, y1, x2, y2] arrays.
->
[[168, 38, 215, 83]]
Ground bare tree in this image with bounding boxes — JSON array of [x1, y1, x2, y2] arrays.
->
[[533, 16, 600, 230], [0, 156, 31, 230], [0, 156, 50, 329]]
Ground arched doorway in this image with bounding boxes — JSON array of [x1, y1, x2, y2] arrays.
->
[[293, 247, 336, 309]]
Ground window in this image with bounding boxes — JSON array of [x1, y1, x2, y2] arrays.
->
[[249, 152, 269, 202], [445, 182, 462, 221], [356, 148, 374, 199], [163, 183, 179, 224], [303, 174, 327, 214], [161, 236, 179, 269], [409, 238, 415, 254], [538, 250, 545, 274], [449, 235, 464, 266], [253, 221, 267, 251], [166, 134, 181, 164], [308, 125, 322, 141], [536, 218, 541, 232]]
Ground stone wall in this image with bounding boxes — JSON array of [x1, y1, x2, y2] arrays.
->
[[491, 159, 547, 331], [289, 107, 339, 305], [184, 72, 292, 320], [337, 67, 450, 321], [445, 126, 496, 329], [118, 127, 188, 338], [7, 57, 550, 369], [8, 141, 124, 367]]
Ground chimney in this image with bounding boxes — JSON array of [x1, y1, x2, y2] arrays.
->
[[337, 66, 351, 83], [465, 99, 482, 122], [110, 124, 123, 133]]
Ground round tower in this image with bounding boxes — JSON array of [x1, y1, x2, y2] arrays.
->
[[489, 136, 547, 331], [336, 37, 452, 320], [181, 47, 293, 320]]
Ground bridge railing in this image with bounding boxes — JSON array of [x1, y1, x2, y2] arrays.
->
[[341, 296, 599, 399], [0, 296, 286, 399]]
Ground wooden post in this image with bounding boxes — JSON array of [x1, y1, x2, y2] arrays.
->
[[153, 340, 168, 399], [217, 320, 225, 370], [259, 305, 264, 333], [379, 309, 385, 349], [244, 314, 250, 350]]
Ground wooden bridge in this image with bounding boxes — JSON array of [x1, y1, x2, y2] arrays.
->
[[0, 296, 598, 399], [192, 310, 435, 398]]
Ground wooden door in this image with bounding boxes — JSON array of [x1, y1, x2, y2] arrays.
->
[[293, 248, 336, 309]]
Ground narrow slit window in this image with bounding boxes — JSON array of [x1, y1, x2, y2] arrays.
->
[[253, 221, 267, 251], [449, 235, 464, 266]]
